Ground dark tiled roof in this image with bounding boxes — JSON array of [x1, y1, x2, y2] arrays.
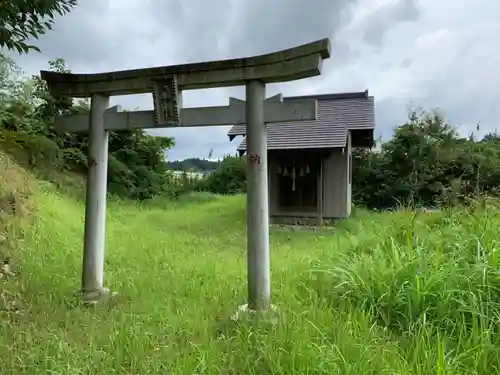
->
[[227, 91, 375, 153]]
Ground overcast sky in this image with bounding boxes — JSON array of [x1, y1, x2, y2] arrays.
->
[[5, 0, 500, 160]]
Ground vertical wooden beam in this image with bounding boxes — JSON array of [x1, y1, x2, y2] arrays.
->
[[318, 159, 323, 226], [267, 159, 271, 215]]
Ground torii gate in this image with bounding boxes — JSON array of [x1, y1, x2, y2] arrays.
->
[[41, 38, 331, 311]]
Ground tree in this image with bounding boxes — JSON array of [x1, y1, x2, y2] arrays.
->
[[351, 106, 500, 210], [1, 56, 176, 200], [199, 155, 246, 195], [0, 0, 77, 54], [165, 158, 219, 172]]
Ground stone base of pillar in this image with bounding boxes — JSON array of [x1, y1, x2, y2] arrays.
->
[[75, 287, 119, 306], [230, 303, 279, 325]]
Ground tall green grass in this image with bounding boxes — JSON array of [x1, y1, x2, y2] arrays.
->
[[2, 177, 500, 374]]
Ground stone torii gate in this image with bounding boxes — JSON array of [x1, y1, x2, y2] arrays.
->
[[41, 38, 331, 311]]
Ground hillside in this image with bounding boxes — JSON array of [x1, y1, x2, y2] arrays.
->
[[1, 153, 500, 374], [0, 151, 35, 263], [165, 157, 219, 172]]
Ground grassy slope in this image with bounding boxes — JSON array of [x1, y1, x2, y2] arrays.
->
[[2, 155, 500, 374], [0, 151, 34, 256]]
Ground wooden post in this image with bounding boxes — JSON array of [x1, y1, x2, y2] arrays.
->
[[318, 159, 323, 226]]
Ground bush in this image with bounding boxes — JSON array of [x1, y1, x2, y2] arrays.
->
[[309, 203, 500, 337], [352, 108, 500, 210], [199, 155, 246, 195]]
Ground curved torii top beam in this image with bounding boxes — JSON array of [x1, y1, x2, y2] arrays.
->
[[40, 38, 331, 97]]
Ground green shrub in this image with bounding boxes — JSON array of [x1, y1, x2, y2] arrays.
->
[[199, 155, 246, 195], [352, 108, 500, 209]]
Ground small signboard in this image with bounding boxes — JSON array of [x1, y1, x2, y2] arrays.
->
[[151, 75, 180, 124]]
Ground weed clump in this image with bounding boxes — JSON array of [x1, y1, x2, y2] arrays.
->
[[308, 204, 500, 373]]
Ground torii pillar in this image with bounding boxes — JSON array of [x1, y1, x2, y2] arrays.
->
[[245, 80, 270, 310], [81, 94, 110, 300]]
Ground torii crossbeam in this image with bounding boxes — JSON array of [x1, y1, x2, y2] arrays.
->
[[54, 94, 317, 133], [41, 38, 331, 311]]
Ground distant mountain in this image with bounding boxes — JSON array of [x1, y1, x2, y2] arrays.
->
[[165, 158, 219, 172]]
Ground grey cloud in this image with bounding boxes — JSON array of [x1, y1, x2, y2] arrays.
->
[[221, 0, 358, 58], [12, 0, 422, 73], [147, 0, 419, 70], [17, 1, 118, 70], [415, 31, 500, 136], [399, 57, 413, 69], [8, 1, 173, 73], [362, 0, 421, 46], [374, 91, 500, 145], [375, 98, 414, 140]]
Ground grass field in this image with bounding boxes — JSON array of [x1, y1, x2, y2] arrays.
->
[[2, 155, 500, 374]]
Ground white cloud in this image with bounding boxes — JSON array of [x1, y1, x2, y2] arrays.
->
[[3, 0, 500, 159]]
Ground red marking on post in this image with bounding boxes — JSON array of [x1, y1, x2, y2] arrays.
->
[[250, 153, 261, 165]]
